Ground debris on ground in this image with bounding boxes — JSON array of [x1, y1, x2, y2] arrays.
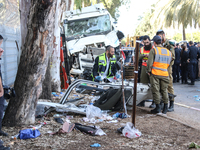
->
[[122, 122, 142, 139], [189, 142, 200, 149], [90, 143, 101, 147]]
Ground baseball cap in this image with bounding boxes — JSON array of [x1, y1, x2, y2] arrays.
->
[[152, 35, 162, 43]]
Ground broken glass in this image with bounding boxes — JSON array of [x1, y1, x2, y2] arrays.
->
[[64, 14, 111, 38]]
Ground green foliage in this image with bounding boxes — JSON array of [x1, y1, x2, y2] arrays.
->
[[173, 32, 200, 42], [152, 0, 200, 40], [134, 6, 158, 38], [173, 33, 182, 42]]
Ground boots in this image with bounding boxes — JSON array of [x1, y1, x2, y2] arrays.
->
[[162, 103, 168, 114], [168, 101, 174, 112], [151, 104, 161, 114], [160, 101, 164, 110], [149, 101, 156, 108]]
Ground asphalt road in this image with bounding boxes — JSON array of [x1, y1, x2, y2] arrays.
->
[[146, 80, 200, 130]]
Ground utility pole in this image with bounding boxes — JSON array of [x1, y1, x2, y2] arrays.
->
[[132, 41, 139, 126]]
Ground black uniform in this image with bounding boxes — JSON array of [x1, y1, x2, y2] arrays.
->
[[188, 46, 199, 84], [181, 50, 189, 83], [172, 48, 181, 82]]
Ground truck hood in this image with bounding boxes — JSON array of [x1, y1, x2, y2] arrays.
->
[[67, 31, 119, 54]]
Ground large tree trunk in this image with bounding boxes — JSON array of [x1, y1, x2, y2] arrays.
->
[[182, 25, 186, 40], [50, 0, 66, 92], [19, 0, 31, 64], [39, 59, 52, 100], [3, 0, 64, 126]]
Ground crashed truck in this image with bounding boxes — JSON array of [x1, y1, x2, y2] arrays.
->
[[37, 4, 153, 115]]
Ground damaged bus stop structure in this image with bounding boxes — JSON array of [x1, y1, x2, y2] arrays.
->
[[37, 79, 153, 116]]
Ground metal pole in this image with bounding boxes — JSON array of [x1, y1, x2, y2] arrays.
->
[[120, 42, 126, 114], [132, 41, 140, 126]]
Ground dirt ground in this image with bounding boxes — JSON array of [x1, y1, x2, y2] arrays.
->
[[1, 107, 200, 150]]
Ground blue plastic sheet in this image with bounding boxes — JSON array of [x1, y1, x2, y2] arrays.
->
[[19, 129, 41, 139]]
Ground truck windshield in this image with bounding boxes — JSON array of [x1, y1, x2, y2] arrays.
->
[[64, 14, 111, 37]]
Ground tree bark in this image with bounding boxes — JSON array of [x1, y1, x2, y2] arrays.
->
[[39, 59, 52, 100], [50, 0, 66, 92], [182, 24, 186, 40], [3, 0, 63, 126], [19, 0, 32, 64]]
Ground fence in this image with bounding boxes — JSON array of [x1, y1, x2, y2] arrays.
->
[[0, 25, 20, 86]]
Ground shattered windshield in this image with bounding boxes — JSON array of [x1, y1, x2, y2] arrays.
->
[[64, 14, 111, 37]]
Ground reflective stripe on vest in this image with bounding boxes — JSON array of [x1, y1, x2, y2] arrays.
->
[[140, 46, 153, 67], [151, 47, 172, 77], [91, 53, 116, 80]]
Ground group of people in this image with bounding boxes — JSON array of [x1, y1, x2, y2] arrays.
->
[[138, 30, 175, 114], [90, 29, 176, 115], [173, 41, 200, 85]]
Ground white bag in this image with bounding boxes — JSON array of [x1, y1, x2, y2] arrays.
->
[[122, 122, 141, 138], [86, 105, 102, 119]]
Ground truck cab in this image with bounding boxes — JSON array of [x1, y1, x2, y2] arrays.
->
[[62, 4, 120, 79]]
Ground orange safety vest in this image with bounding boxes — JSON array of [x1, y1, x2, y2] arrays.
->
[[151, 47, 172, 77], [140, 45, 154, 66]]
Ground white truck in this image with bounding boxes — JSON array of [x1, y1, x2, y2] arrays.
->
[[62, 3, 121, 78]]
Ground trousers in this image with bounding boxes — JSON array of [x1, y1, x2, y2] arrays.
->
[[167, 66, 174, 101], [150, 75, 169, 104]]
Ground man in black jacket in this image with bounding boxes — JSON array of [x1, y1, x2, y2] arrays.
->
[[173, 43, 181, 82], [188, 41, 199, 85]]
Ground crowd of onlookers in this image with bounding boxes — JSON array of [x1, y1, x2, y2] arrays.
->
[[172, 41, 200, 85]]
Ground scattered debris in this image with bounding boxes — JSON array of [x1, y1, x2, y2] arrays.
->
[[51, 122, 75, 135], [189, 142, 200, 149], [112, 112, 127, 119], [90, 143, 101, 147], [54, 118, 64, 124], [74, 123, 106, 136], [122, 122, 141, 138], [19, 129, 41, 139]]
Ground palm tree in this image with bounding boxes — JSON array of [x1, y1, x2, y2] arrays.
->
[[152, 0, 200, 40]]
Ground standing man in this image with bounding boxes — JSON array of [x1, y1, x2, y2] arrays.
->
[[138, 35, 155, 108], [0, 35, 10, 150], [139, 35, 154, 84], [172, 43, 181, 83], [147, 35, 172, 114], [187, 41, 199, 85], [138, 36, 144, 83], [91, 45, 117, 82], [156, 30, 175, 112], [198, 42, 200, 78]]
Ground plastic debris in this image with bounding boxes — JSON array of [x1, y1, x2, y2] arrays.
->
[[66, 116, 73, 120], [54, 118, 64, 124], [112, 112, 127, 119], [53, 114, 65, 118], [86, 105, 102, 119], [74, 123, 106, 136], [189, 142, 200, 149], [50, 122, 75, 135], [193, 95, 200, 101], [107, 120, 118, 123], [19, 129, 41, 139], [122, 122, 141, 138], [90, 143, 101, 147]]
